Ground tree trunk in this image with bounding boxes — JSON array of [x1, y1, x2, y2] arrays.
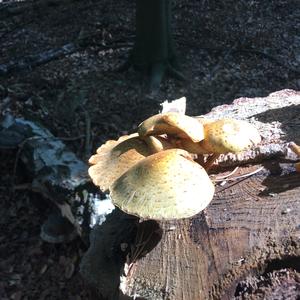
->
[[127, 0, 183, 92]]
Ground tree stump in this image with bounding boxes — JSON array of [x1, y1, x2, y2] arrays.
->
[[121, 90, 300, 300]]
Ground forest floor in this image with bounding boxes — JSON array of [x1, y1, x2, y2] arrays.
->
[[0, 0, 299, 299]]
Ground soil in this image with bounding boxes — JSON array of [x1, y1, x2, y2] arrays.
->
[[0, 0, 299, 299]]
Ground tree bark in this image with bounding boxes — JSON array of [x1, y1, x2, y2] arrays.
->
[[126, 0, 183, 92]]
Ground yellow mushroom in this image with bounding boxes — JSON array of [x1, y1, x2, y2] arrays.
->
[[141, 135, 174, 153], [110, 149, 215, 220], [193, 116, 214, 126], [289, 142, 300, 157], [171, 137, 207, 155], [88, 134, 173, 192], [88, 134, 151, 192], [289, 142, 300, 172], [199, 118, 261, 169], [169, 118, 261, 169], [138, 112, 205, 142], [200, 118, 261, 154]]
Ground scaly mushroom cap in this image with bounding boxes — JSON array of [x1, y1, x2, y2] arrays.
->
[[88, 134, 152, 192], [138, 112, 204, 142], [199, 118, 261, 154], [110, 149, 215, 220]]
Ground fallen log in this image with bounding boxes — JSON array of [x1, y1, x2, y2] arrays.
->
[[0, 36, 131, 76], [121, 89, 300, 300], [81, 89, 300, 300], [0, 43, 78, 76], [0, 114, 91, 242]]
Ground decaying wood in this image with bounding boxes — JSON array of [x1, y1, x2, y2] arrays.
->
[[121, 90, 300, 300], [0, 114, 89, 238]]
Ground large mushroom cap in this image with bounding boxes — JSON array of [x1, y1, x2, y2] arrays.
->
[[200, 118, 261, 154], [110, 149, 215, 220], [138, 112, 204, 142], [88, 134, 152, 192]]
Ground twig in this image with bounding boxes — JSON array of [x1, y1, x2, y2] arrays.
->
[[0, 37, 131, 76], [13, 183, 32, 190], [82, 107, 91, 160], [214, 166, 264, 183], [179, 38, 300, 76], [58, 134, 86, 141], [0, 19, 35, 41], [235, 48, 300, 76], [0, 134, 86, 150], [10, 136, 39, 200], [126, 226, 154, 277], [212, 166, 239, 181], [0, 43, 78, 76]]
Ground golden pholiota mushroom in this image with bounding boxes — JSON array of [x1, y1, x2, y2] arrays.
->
[[89, 114, 262, 220], [200, 118, 261, 169], [142, 135, 174, 153], [200, 118, 261, 154], [89, 134, 173, 192], [88, 134, 151, 192], [174, 118, 261, 169], [289, 142, 300, 172], [138, 112, 205, 142], [110, 149, 215, 220]]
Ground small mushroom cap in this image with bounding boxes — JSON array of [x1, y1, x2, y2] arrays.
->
[[88, 134, 152, 192], [110, 149, 215, 220], [199, 118, 261, 154], [138, 112, 205, 142]]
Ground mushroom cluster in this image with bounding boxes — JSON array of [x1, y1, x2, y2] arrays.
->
[[89, 112, 261, 220]]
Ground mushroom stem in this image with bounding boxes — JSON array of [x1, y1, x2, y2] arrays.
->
[[195, 154, 205, 166], [142, 136, 173, 154], [289, 142, 300, 157], [204, 153, 220, 171], [289, 142, 300, 173]]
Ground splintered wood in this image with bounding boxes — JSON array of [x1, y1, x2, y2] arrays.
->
[[121, 90, 300, 300]]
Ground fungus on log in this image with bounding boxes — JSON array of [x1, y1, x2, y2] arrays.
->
[[81, 90, 300, 300], [110, 149, 214, 220], [120, 90, 300, 299]]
